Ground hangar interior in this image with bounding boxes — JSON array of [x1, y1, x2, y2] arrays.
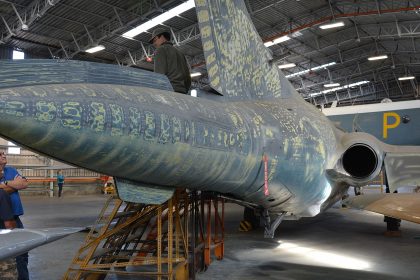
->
[[1, 0, 419, 105], [0, 0, 420, 279]]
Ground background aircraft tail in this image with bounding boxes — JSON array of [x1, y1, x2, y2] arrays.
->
[[195, 0, 288, 100]]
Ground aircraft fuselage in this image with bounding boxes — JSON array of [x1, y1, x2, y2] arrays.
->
[[0, 83, 339, 217]]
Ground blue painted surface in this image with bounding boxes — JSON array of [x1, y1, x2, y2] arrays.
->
[[0, 59, 173, 92], [327, 108, 420, 146]]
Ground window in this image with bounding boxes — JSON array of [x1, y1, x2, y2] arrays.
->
[[7, 142, 21, 155], [13, 50, 24, 60]]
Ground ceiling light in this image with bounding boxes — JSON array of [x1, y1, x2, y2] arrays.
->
[[190, 72, 202, 78], [278, 63, 296, 69], [398, 76, 415, 81], [310, 80, 370, 97], [324, 83, 340, 88], [319, 21, 345, 30], [122, 0, 195, 39], [264, 35, 291, 47], [286, 62, 336, 78], [86, 45, 105, 53], [368, 55, 388, 61]]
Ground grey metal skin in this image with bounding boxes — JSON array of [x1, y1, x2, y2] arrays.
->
[[0, 228, 82, 260], [1, 0, 420, 226], [0, 81, 340, 217]]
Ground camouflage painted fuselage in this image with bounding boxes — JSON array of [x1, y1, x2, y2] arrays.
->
[[0, 82, 338, 216]]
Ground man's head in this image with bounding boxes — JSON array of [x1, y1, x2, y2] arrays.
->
[[0, 150, 7, 166], [149, 28, 171, 48]]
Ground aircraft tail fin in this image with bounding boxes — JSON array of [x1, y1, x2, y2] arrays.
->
[[195, 0, 286, 100]]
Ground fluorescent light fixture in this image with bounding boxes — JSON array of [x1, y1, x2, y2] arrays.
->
[[368, 55, 388, 61], [398, 76, 415, 81], [286, 62, 336, 78], [122, 0, 195, 39], [264, 35, 291, 47], [278, 63, 296, 69], [324, 83, 340, 88], [310, 80, 370, 97], [291, 31, 303, 38], [191, 89, 197, 97], [190, 72, 202, 78], [86, 45, 105, 53], [319, 21, 345, 30]]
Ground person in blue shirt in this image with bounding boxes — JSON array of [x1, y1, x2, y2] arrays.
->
[[0, 150, 29, 280], [0, 189, 16, 229], [56, 170, 65, 197]]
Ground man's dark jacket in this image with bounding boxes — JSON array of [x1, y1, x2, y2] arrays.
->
[[154, 42, 191, 94]]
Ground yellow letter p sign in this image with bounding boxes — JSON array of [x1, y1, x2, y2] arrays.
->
[[383, 112, 400, 139]]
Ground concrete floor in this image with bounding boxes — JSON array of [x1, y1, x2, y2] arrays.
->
[[19, 194, 420, 280]]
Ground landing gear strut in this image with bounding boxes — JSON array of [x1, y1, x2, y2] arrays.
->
[[263, 210, 286, 238]]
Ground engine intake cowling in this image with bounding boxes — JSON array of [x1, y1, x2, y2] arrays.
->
[[338, 132, 385, 186], [342, 144, 378, 179]]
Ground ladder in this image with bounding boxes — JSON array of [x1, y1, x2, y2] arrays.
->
[[63, 191, 189, 280], [64, 190, 225, 280]]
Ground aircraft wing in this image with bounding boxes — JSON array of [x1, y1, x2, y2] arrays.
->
[[0, 227, 82, 260], [343, 193, 420, 223], [383, 145, 420, 192]]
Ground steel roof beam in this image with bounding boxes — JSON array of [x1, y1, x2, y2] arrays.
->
[[0, 0, 62, 45]]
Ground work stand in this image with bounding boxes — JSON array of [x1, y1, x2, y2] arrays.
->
[[64, 190, 225, 280]]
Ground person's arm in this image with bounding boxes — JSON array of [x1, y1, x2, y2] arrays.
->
[[154, 47, 168, 75], [2, 176, 28, 191], [0, 183, 16, 194]]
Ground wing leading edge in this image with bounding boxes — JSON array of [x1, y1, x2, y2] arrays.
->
[[344, 193, 420, 224]]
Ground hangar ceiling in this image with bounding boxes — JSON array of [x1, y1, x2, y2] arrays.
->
[[1, 0, 419, 106]]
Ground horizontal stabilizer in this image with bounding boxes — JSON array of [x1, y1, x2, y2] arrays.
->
[[343, 193, 420, 224], [0, 59, 173, 91], [384, 150, 420, 192], [0, 227, 83, 260], [115, 178, 175, 204]]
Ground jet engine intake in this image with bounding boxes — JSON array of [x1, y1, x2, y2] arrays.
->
[[338, 133, 385, 186], [342, 144, 378, 179]]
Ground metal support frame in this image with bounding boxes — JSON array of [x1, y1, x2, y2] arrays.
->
[[64, 190, 190, 280], [0, 0, 62, 44], [189, 191, 225, 276]]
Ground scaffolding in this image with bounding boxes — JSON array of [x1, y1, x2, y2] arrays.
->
[[64, 190, 225, 280]]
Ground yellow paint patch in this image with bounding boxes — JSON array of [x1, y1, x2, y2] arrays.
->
[[383, 112, 400, 139], [207, 52, 216, 64], [201, 26, 212, 38], [265, 129, 274, 138], [208, 65, 218, 77], [195, 0, 206, 7], [203, 41, 215, 52], [198, 10, 209, 23]]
